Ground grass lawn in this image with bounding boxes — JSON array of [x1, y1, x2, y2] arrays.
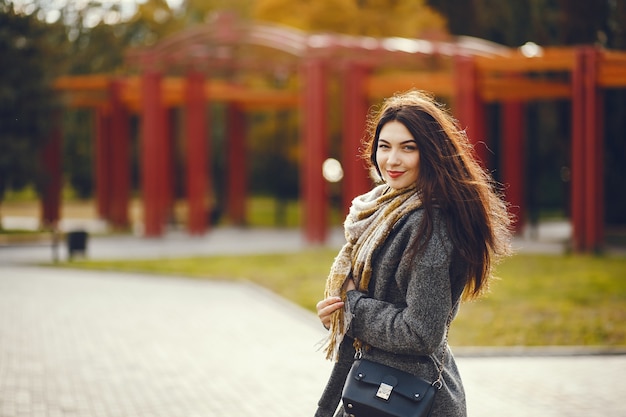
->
[[56, 251, 626, 348]]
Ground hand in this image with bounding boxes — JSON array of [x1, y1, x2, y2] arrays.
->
[[316, 296, 344, 330]]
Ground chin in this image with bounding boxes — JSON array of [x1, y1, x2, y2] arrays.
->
[[387, 182, 407, 190]]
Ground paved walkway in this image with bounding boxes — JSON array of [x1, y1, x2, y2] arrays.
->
[[1, 223, 625, 416]]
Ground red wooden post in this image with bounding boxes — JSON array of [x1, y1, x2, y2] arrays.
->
[[572, 47, 604, 252], [161, 108, 171, 226], [453, 55, 488, 166], [40, 112, 62, 229], [571, 49, 586, 251], [501, 102, 525, 233], [341, 62, 372, 214], [592, 61, 605, 251], [95, 106, 111, 220], [301, 58, 329, 243], [226, 103, 247, 226], [109, 79, 130, 230], [185, 70, 208, 234], [582, 47, 603, 251], [141, 69, 166, 237]]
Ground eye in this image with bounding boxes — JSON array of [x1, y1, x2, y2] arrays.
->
[[403, 144, 418, 151], [377, 142, 390, 149]]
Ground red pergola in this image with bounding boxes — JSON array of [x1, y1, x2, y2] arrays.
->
[[46, 12, 626, 252]]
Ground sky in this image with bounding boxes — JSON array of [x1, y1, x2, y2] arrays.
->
[[8, 0, 184, 27]]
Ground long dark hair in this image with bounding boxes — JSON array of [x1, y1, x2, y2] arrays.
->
[[363, 90, 512, 299]]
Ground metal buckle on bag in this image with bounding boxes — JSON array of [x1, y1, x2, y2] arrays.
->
[[376, 382, 394, 400]]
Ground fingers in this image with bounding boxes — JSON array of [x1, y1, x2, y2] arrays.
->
[[316, 296, 344, 330], [316, 296, 343, 311]]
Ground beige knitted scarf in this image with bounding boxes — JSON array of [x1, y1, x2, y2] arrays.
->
[[323, 184, 422, 361]]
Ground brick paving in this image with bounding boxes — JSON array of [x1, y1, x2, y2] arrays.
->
[[1, 265, 625, 417], [0, 266, 334, 417], [459, 355, 625, 416]]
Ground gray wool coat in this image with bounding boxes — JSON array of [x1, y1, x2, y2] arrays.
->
[[315, 208, 468, 417]]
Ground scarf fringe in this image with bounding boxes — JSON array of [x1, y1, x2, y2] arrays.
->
[[323, 290, 352, 360]]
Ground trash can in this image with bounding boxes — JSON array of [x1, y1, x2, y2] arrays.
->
[[66, 230, 88, 260]]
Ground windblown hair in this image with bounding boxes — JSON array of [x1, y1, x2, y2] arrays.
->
[[362, 90, 513, 299]]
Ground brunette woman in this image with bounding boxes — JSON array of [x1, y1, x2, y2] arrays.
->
[[315, 90, 513, 417]]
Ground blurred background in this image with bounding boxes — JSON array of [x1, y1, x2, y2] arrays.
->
[[1, 0, 625, 247]]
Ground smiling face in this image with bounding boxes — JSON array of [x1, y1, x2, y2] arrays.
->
[[375, 120, 420, 190]]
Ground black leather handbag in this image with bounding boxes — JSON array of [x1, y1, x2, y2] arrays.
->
[[341, 357, 439, 417], [341, 309, 454, 417]]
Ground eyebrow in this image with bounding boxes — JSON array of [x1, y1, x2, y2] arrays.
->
[[378, 138, 417, 145]]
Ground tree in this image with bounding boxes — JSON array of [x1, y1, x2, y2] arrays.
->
[[0, 2, 68, 225], [425, 0, 625, 49], [181, 0, 254, 24], [254, 0, 447, 38]]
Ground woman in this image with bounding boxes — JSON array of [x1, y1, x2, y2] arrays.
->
[[315, 90, 512, 417]]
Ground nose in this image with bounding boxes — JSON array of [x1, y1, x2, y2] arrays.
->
[[387, 149, 401, 165]]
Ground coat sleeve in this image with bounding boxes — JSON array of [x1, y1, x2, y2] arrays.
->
[[345, 210, 454, 356]]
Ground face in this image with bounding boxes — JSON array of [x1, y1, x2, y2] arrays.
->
[[376, 120, 420, 190]]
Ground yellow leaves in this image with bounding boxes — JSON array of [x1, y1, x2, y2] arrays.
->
[[253, 0, 448, 38]]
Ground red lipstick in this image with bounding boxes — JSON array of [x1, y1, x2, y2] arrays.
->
[[387, 171, 404, 178]]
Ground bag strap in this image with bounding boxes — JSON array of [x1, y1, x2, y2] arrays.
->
[[430, 315, 450, 387], [430, 300, 459, 389]]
